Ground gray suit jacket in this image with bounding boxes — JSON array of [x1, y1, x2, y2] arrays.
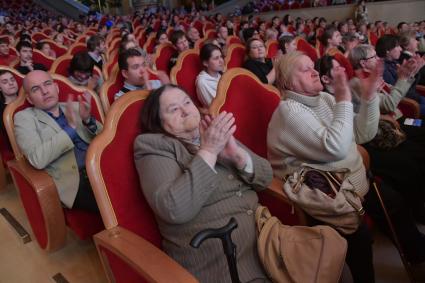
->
[[134, 133, 273, 283], [14, 103, 102, 208]]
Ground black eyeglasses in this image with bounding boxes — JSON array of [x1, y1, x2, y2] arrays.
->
[[364, 54, 377, 60]]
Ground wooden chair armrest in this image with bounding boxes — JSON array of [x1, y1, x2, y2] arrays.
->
[[399, 98, 420, 119], [417, 84, 425, 96], [7, 159, 66, 251], [94, 227, 198, 283], [259, 177, 308, 225]]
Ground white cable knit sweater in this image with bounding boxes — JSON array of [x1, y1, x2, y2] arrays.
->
[[267, 90, 380, 197]]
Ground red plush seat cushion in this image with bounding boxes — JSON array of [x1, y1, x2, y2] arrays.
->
[[64, 209, 104, 240]]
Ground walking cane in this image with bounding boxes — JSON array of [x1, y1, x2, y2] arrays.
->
[[190, 217, 240, 283]]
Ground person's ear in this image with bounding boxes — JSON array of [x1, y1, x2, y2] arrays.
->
[[122, 69, 129, 80], [321, 75, 331, 85]]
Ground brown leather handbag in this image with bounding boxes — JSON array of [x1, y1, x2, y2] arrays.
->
[[256, 206, 347, 283]]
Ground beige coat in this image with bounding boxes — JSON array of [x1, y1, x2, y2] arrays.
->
[[134, 133, 273, 283], [14, 103, 102, 208]]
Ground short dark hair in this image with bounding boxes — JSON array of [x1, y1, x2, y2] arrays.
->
[[118, 48, 144, 71], [397, 22, 407, 31], [375, 35, 399, 58], [242, 28, 257, 42], [35, 41, 49, 51], [245, 37, 263, 55], [315, 55, 335, 81], [155, 30, 168, 42], [0, 69, 14, 103], [170, 30, 186, 46], [200, 43, 222, 64], [140, 84, 188, 134], [87, 34, 105, 51], [16, 40, 32, 52], [69, 51, 94, 75], [278, 35, 295, 55], [0, 37, 9, 45]]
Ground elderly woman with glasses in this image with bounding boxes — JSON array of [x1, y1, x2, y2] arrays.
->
[[134, 84, 273, 283], [267, 51, 380, 283], [242, 38, 275, 84]]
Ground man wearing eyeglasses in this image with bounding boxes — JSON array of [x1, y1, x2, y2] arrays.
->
[[14, 70, 103, 212]]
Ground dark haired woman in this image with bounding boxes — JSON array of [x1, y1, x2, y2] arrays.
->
[[0, 70, 18, 156], [243, 38, 275, 84], [195, 43, 224, 106], [134, 84, 273, 283]]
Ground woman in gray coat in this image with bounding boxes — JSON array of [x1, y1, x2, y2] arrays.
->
[[134, 84, 273, 283]]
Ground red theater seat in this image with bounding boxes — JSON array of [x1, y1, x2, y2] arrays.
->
[[265, 39, 279, 59], [153, 43, 176, 74], [170, 49, 203, 107], [296, 37, 319, 62], [210, 68, 306, 225], [4, 74, 105, 252], [86, 90, 198, 283], [32, 49, 55, 70], [224, 43, 245, 70]]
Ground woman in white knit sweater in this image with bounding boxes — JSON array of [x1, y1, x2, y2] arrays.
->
[[267, 51, 380, 283]]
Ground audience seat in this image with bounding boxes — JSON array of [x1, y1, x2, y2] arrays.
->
[[170, 49, 203, 107], [66, 42, 88, 56], [265, 39, 279, 59], [224, 43, 246, 70], [102, 49, 118, 81], [86, 90, 199, 283], [4, 74, 105, 252], [143, 34, 156, 54], [99, 65, 124, 112], [327, 48, 355, 79], [398, 98, 420, 119], [0, 67, 23, 190], [295, 37, 319, 62], [32, 49, 55, 70], [153, 43, 176, 73], [31, 32, 49, 42], [210, 67, 306, 226], [226, 35, 242, 46]]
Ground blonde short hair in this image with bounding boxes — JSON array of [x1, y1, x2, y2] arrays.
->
[[275, 50, 305, 92]]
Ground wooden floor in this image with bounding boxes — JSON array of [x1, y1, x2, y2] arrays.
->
[[0, 178, 420, 283], [0, 182, 107, 283]]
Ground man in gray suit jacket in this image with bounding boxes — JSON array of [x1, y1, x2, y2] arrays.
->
[[14, 70, 103, 212]]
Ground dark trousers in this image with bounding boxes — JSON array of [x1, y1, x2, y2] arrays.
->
[[72, 168, 99, 213], [363, 140, 425, 217], [364, 180, 425, 264]]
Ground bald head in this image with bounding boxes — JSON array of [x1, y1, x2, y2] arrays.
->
[[24, 70, 59, 112], [23, 70, 53, 94]]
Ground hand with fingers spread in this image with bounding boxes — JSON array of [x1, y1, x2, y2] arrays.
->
[[332, 67, 351, 103], [64, 94, 77, 129], [397, 57, 419, 80], [358, 59, 383, 101], [78, 91, 92, 123]]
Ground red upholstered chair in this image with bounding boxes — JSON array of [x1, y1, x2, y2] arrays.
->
[[226, 35, 242, 46], [398, 98, 420, 119], [210, 68, 306, 226], [50, 54, 72, 76], [66, 42, 88, 56], [170, 49, 203, 107], [0, 67, 23, 190], [193, 20, 203, 37], [368, 31, 378, 46], [327, 48, 355, 80], [32, 49, 55, 70], [202, 21, 215, 35], [204, 29, 217, 40], [143, 34, 156, 54], [265, 39, 279, 59], [31, 32, 49, 42], [224, 43, 246, 70], [102, 50, 118, 81], [295, 37, 319, 62], [107, 38, 121, 59], [100, 65, 124, 112], [4, 74, 105, 252], [153, 43, 176, 73], [86, 90, 198, 283]]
